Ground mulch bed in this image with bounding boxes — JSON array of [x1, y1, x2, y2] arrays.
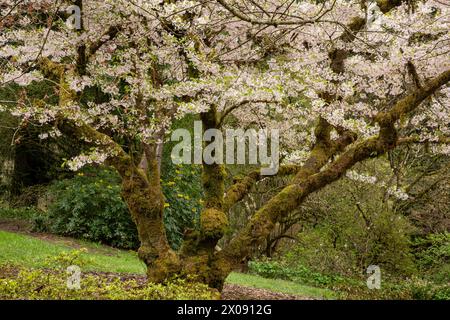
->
[[221, 283, 313, 300], [0, 219, 32, 233]]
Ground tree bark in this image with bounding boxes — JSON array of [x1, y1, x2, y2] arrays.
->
[[178, 107, 230, 289], [125, 143, 180, 282]]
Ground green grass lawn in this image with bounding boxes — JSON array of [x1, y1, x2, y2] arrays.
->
[[0, 229, 335, 298], [226, 272, 335, 299], [0, 230, 146, 274]]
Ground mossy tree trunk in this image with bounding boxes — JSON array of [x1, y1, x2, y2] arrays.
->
[[121, 144, 180, 282], [40, 56, 181, 284], [178, 107, 230, 289]]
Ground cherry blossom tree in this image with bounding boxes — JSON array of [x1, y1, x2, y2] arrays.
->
[[1, 0, 449, 290]]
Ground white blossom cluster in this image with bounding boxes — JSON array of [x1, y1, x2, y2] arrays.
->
[[0, 0, 448, 171]]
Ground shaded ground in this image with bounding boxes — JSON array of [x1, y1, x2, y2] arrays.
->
[[0, 220, 316, 300], [0, 265, 311, 300], [82, 272, 312, 299], [0, 219, 31, 233]]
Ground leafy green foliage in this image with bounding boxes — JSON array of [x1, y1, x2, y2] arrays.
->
[[0, 264, 217, 300], [412, 232, 450, 284], [27, 138, 204, 250], [35, 167, 139, 249], [42, 248, 92, 270], [333, 277, 450, 300], [248, 260, 450, 300], [284, 209, 416, 278], [31, 153, 203, 250], [161, 115, 204, 249], [278, 160, 417, 279], [161, 163, 203, 249], [245, 157, 450, 300]]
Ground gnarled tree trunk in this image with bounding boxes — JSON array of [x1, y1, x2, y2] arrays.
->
[[121, 145, 180, 283]]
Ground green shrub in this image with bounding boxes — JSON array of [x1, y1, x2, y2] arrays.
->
[[31, 158, 203, 250], [247, 260, 449, 300], [43, 248, 92, 270], [34, 162, 203, 250], [160, 114, 204, 249], [412, 232, 450, 284], [333, 277, 450, 300], [0, 264, 217, 300], [35, 167, 139, 249], [161, 163, 203, 249]]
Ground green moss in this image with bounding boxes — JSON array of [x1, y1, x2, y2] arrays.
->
[[202, 163, 226, 209], [200, 208, 228, 240], [223, 165, 302, 212], [146, 250, 181, 283], [37, 58, 65, 79], [223, 171, 259, 212]]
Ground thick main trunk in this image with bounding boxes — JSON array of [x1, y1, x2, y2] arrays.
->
[[177, 108, 230, 289], [121, 140, 184, 283], [120, 161, 180, 283], [59, 120, 181, 283]]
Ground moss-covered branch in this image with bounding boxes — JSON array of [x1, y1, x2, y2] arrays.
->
[[223, 119, 357, 212], [223, 165, 302, 212], [220, 68, 450, 269], [398, 135, 450, 145], [376, 69, 450, 126]]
